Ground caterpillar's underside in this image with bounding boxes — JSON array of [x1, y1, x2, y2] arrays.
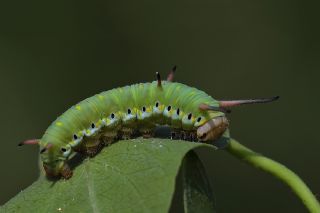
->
[[19, 69, 278, 179]]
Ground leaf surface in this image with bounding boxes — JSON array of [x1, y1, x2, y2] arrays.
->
[[182, 151, 216, 213], [1, 139, 215, 213]]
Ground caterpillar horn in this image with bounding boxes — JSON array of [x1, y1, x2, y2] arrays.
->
[[219, 96, 279, 108], [18, 139, 39, 146]]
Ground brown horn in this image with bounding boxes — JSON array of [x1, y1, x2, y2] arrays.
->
[[156, 72, 162, 87]]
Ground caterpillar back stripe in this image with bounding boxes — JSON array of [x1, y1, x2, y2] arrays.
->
[[19, 67, 279, 179]]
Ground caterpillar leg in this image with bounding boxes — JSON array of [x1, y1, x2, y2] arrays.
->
[[138, 122, 155, 138], [101, 130, 119, 146], [79, 135, 105, 157], [186, 131, 198, 141], [171, 129, 198, 142], [170, 129, 181, 140], [60, 163, 73, 179], [171, 129, 189, 140], [120, 127, 137, 140], [43, 162, 72, 179], [85, 141, 105, 157], [140, 128, 155, 138]]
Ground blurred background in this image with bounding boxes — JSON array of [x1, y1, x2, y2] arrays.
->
[[0, 0, 319, 212]]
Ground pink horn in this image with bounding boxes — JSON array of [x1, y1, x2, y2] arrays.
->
[[219, 96, 279, 108], [167, 65, 177, 82], [18, 139, 39, 146]]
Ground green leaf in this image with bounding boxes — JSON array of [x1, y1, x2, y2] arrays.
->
[[182, 151, 216, 213], [1, 139, 216, 213]]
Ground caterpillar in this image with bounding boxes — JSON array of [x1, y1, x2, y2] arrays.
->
[[19, 67, 279, 179]]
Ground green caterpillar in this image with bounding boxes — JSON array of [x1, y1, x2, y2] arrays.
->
[[19, 68, 278, 179]]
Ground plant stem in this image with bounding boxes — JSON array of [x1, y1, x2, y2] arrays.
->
[[226, 139, 320, 213]]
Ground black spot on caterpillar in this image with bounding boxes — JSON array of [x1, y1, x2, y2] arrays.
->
[[19, 67, 279, 179]]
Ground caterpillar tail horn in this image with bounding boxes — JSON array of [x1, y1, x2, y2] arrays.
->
[[18, 139, 39, 146], [219, 96, 280, 108]]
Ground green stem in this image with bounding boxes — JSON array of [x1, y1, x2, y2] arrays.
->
[[226, 139, 320, 213]]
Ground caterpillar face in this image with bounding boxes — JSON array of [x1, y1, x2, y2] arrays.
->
[[43, 159, 65, 177], [40, 143, 72, 177], [197, 116, 229, 142]]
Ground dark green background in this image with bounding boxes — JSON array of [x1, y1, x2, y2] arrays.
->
[[0, 0, 319, 212]]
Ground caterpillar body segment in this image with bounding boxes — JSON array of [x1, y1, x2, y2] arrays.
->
[[20, 72, 279, 179]]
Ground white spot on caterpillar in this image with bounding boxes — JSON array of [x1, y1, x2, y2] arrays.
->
[[82, 120, 105, 137], [84, 128, 97, 137], [70, 136, 83, 147], [182, 113, 194, 125], [122, 113, 136, 122], [163, 106, 173, 118], [138, 111, 152, 120], [194, 116, 205, 127], [105, 112, 121, 127], [153, 101, 164, 114], [171, 109, 181, 120], [101, 118, 106, 126], [62, 145, 72, 157]]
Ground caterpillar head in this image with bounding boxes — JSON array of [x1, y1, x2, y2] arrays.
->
[[197, 116, 229, 142], [18, 140, 72, 178], [40, 143, 73, 179]]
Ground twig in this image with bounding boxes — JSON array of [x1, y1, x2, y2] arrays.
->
[[226, 139, 320, 213]]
